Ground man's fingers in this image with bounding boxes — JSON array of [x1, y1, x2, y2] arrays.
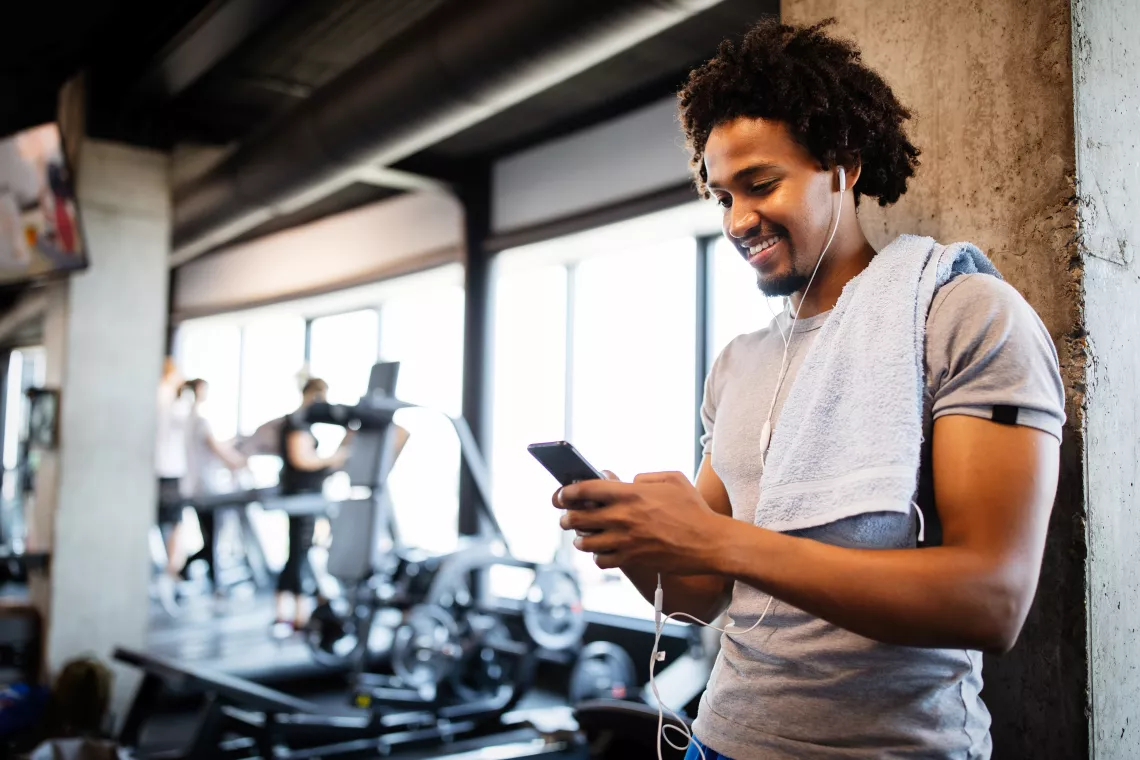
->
[[574, 530, 621, 554], [560, 478, 631, 504], [602, 470, 621, 481], [593, 552, 623, 570], [632, 470, 689, 485], [560, 506, 618, 532]]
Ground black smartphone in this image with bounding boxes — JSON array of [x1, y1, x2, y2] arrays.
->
[[527, 440, 605, 486]]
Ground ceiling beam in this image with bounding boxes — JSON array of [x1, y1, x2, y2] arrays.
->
[[354, 166, 450, 193], [135, 0, 297, 101]]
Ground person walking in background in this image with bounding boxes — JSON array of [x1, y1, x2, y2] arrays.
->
[[154, 357, 190, 611], [274, 377, 352, 634], [181, 378, 247, 602]]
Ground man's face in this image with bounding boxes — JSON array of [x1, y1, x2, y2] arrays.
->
[[704, 118, 836, 297]]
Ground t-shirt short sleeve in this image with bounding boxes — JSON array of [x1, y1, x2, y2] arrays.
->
[[700, 346, 727, 458], [926, 273, 1065, 441], [280, 412, 309, 456], [195, 413, 214, 441]]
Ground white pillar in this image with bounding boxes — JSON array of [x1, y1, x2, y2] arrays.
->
[[1073, 1, 1140, 757], [30, 139, 170, 723]]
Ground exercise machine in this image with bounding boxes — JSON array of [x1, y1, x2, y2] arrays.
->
[[123, 363, 587, 758], [304, 363, 587, 713], [114, 647, 578, 759], [148, 362, 407, 616]]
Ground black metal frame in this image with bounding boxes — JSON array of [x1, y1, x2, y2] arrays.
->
[[458, 162, 494, 539]]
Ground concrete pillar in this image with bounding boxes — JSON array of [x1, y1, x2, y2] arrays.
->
[[1072, 1, 1139, 756], [28, 139, 170, 723], [777, 1, 1103, 756]]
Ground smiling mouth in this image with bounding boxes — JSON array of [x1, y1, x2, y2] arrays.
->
[[744, 235, 783, 266]]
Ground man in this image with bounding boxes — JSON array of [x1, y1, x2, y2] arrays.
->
[[554, 19, 1063, 760]]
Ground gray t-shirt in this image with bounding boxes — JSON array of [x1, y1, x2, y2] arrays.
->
[[692, 274, 1065, 760]]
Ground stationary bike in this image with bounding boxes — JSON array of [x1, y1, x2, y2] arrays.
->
[[302, 363, 587, 714]]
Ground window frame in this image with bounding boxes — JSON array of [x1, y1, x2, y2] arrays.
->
[[488, 223, 718, 619]]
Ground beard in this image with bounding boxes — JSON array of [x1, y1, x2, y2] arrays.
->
[[746, 233, 811, 296], [755, 243, 810, 296], [756, 270, 809, 297]]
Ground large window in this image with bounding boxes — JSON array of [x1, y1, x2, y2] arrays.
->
[[379, 287, 465, 414], [238, 316, 307, 435], [176, 322, 242, 442], [309, 309, 380, 405], [1, 347, 46, 547], [3, 347, 45, 475], [571, 239, 697, 481], [489, 265, 568, 567], [490, 229, 699, 618], [166, 203, 787, 627], [308, 309, 379, 454], [708, 237, 783, 361], [379, 284, 465, 555]]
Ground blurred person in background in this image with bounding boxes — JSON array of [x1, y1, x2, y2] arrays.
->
[[154, 357, 190, 608], [274, 377, 352, 634], [181, 378, 248, 601]]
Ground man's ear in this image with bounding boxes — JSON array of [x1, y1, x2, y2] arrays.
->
[[839, 156, 862, 191]]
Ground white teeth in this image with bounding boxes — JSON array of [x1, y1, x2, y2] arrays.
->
[[748, 236, 780, 256]]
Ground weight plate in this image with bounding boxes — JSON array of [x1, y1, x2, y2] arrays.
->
[[523, 565, 586, 652], [391, 604, 463, 688], [569, 641, 638, 704], [305, 598, 361, 667], [449, 619, 513, 703]]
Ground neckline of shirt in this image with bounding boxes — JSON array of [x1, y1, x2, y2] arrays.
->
[[775, 305, 832, 334]]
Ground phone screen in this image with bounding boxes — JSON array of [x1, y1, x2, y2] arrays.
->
[[527, 441, 604, 486]]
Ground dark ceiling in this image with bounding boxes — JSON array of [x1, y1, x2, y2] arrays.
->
[[161, 0, 452, 146], [3, 0, 775, 259], [0, 0, 213, 139], [410, 0, 768, 164]]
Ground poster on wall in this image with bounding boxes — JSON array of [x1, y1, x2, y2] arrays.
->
[[0, 123, 88, 284]]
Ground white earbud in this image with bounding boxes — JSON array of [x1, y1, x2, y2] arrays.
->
[[759, 164, 846, 462], [656, 162, 851, 760]]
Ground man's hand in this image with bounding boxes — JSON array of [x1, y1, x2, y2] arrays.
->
[[554, 471, 729, 574]]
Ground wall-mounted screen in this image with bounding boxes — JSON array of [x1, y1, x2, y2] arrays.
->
[[0, 123, 87, 284]]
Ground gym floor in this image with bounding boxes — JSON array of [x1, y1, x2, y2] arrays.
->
[[147, 592, 323, 681]]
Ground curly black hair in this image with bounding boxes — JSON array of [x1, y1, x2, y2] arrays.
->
[[678, 18, 920, 207]]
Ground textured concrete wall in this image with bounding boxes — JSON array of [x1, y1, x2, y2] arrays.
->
[[781, 1, 1088, 756], [33, 140, 170, 725], [1072, 0, 1140, 756]]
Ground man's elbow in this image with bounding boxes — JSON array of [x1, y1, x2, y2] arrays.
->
[[976, 578, 1035, 655], [979, 624, 1020, 656]]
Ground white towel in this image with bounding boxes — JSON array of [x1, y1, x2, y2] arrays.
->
[[755, 234, 1000, 533]]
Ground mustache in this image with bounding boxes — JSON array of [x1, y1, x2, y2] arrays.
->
[[736, 225, 791, 259]]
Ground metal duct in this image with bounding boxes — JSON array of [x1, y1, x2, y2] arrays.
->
[[171, 0, 723, 265]]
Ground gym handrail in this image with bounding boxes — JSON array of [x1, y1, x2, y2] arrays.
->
[[165, 395, 509, 550]]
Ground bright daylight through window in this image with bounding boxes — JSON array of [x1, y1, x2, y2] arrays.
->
[[172, 212, 781, 622]]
